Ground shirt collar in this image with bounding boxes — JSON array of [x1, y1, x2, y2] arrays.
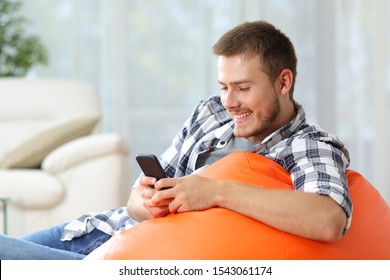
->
[[254, 101, 306, 152]]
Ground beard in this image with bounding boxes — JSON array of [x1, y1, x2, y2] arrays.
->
[[233, 94, 281, 141]]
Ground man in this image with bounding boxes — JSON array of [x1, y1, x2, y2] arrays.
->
[[0, 20, 351, 260]]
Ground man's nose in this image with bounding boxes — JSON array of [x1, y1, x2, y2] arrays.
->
[[222, 89, 240, 110]]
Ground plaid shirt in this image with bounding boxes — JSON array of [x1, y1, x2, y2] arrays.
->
[[62, 95, 352, 240]]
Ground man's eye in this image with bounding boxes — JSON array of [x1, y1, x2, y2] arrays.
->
[[220, 87, 228, 91], [239, 87, 250, 92]]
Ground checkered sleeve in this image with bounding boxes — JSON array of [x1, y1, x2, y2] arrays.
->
[[61, 207, 139, 241], [280, 131, 352, 231]]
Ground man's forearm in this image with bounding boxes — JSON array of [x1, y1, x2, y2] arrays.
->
[[216, 181, 347, 242]]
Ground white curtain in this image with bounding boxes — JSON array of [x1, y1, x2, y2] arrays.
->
[[21, 0, 390, 203]]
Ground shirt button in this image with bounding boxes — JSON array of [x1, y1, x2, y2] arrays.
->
[[216, 140, 227, 148]]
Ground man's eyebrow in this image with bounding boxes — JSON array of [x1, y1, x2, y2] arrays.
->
[[218, 80, 252, 85]]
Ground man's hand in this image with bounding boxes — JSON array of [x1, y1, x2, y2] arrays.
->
[[151, 175, 220, 214], [126, 176, 173, 222], [139, 176, 172, 218]]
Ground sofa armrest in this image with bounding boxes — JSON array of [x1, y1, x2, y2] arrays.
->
[[42, 133, 130, 174]]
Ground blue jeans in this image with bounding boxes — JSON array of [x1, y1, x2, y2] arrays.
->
[[0, 223, 111, 260]]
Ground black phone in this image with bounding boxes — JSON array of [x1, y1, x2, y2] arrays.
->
[[135, 154, 167, 180]]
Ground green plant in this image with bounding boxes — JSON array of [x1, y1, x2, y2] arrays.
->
[[0, 0, 48, 76]]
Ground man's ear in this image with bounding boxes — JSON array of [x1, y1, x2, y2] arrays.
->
[[278, 69, 293, 96]]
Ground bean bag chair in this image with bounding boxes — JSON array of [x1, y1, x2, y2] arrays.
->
[[86, 152, 390, 259]]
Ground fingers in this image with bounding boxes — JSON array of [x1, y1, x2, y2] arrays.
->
[[151, 177, 185, 214], [141, 182, 174, 218], [168, 199, 181, 214], [150, 187, 174, 206], [141, 181, 174, 204], [154, 178, 176, 191], [140, 176, 191, 217], [139, 175, 157, 187], [141, 186, 156, 200], [143, 203, 170, 218]]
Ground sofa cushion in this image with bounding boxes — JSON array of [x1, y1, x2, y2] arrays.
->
[[42, 133, 130, 174], [0, 78, 101, 168], [0, 169, 64, 209], [86, 152, 390, 260], [0, 118, 99, 168]]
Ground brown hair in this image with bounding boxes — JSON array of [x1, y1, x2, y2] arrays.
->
[[213, 21, 297, 97]]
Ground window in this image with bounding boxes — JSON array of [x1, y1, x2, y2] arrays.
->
[[21, 0, 390, 203]]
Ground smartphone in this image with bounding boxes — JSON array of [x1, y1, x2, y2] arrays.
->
[[135, 154, 167, 180]]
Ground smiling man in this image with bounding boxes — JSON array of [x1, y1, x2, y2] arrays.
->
[[128, 21, 352, 242], [0, 21, 352, 260]]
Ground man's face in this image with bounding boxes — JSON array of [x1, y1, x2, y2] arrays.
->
[[218, 54, 282, 142]]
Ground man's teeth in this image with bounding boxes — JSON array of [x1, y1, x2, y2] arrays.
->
[[234, 112, 252, 119]]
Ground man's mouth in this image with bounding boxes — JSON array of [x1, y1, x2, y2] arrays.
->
[[232, 111, 252, 121]]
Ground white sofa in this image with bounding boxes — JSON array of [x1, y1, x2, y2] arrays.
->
[[0, 78, 131, 236]]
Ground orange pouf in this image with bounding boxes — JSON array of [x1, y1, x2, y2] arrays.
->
[[86, 152, 390, 259]]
